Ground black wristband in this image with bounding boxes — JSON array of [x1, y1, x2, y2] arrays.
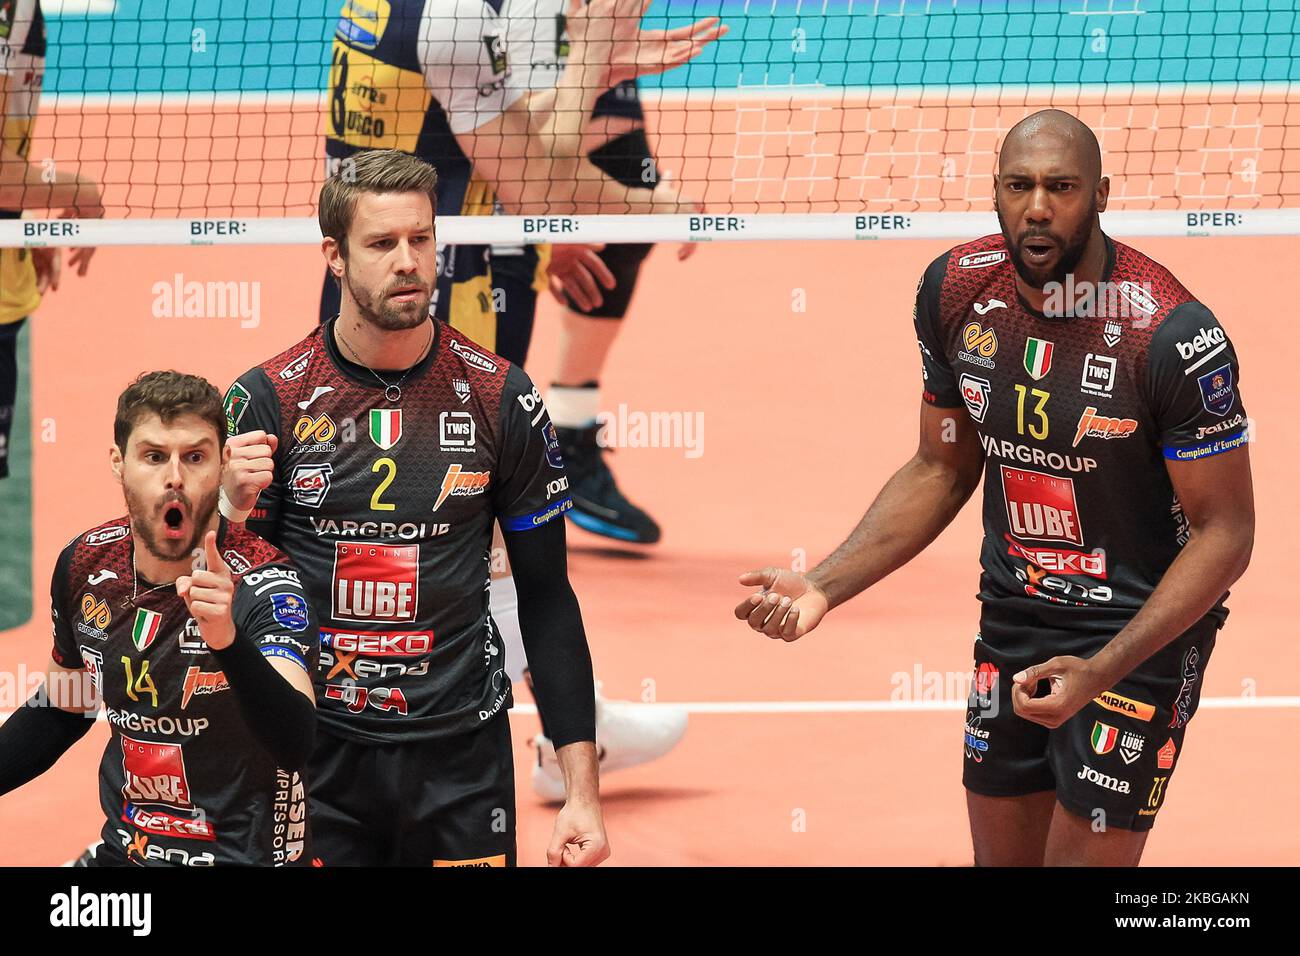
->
[[0, 692, 95, 797], [210, 636, 316, 770]]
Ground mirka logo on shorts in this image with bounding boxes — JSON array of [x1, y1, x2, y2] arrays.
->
[[958, 322, 998, 370], [959, 374, 991, 424], [332, 542, 419, 623], [1000, 466, 1084, 547], [1093, 689, 1156, 722], [293, 414, 337, 453], [433, 463, 490, 511], [224, 383, 250, 434]]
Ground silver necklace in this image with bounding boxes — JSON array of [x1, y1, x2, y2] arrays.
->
[[123, 548, 175, 610], [337, 321, 433, 404]]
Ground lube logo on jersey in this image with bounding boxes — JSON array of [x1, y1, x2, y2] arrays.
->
[[452, 378, 471, 404], [332, 543, 418, 622], [439, 411, 476, 452], [432, 464, 491, 511], [958, 374, 991, 424], [1001, 466, 1084, 547], [121, 736, 192, 807], [1176, 326, 1226, 361], [1004, 536, 1107, 579], [1072, 407, 1139, 447], [290, 463, 333, 508]]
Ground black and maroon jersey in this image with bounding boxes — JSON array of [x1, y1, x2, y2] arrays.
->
[[224, 318, 571, 744], [50, 518, 317, 867], [914, 234, 1249, 637]]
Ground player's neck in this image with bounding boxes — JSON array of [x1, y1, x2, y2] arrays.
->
[[334, 312, 434, 372], [1016, 230, 1108, 313], [132, 515, 221, 585]]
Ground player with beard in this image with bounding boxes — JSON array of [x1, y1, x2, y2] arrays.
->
[[223, 150, 608, 866], [0, 372, 319, 866], [733, 110, 1254, 865]]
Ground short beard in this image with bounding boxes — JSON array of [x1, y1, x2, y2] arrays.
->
[[343, 266, 432, 332], [998, 201, 1096, 290], [125, 486, 218, 566]]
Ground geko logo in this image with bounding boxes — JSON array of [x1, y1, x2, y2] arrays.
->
[[1175, 325, 1226, 360]]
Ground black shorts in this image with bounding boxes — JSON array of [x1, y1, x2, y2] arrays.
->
[[0, 318, 25, 480], [962, 607, 1220, 832], [308, 714, 516, 866]]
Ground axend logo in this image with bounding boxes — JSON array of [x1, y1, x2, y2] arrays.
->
[[50, 886, 152, 936]]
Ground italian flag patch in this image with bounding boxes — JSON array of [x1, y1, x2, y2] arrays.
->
[[131, 608, 163, 652], [369, 408, 403, 450], [1023, 337, 1054, 380], [1090, 721, 1118, 755]]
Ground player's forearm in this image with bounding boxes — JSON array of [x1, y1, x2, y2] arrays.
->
[[0, 150, 96, 211], [1088, 521, 1253, 690], [808, 455, 980, 610], [0, 692, 94, 796], [554, 740, 600, 805], [210, 636, 317, 770]]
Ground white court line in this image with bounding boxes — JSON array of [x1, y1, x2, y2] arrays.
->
[[4, 696, 1297, 724]]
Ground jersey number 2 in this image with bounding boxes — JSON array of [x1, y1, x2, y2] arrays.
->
[[371, 458, 397, 512]]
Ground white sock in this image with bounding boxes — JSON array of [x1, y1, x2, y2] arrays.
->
[[490, 574, 528, 684], [546, 384, 601, 429]]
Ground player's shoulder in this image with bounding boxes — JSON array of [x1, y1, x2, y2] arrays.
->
[[437, 322, 513, 387], [1109, 238, 1224, 352], [239, 324, 328, 391], [68, 515, 132, 558], [222, 522, 300, 586], [56, 515, 132, 597], [918, 234, 1010, 313]]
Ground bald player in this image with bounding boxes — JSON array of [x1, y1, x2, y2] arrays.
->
[[734, 110, 1254, 866]]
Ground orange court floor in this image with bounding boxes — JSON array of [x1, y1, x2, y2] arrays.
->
[[0, 235, 1295, 866]]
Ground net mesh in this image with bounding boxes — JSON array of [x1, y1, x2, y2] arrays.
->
[[6, 0, 1300, 238]]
